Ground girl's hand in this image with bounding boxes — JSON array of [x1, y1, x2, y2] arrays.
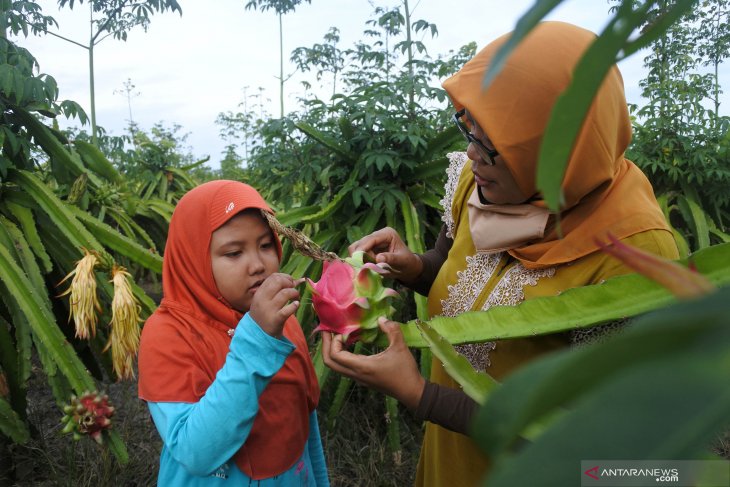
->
[[249, 274, 304, 337], [348, 227, 423, 284], [321, 317, 426, 411]]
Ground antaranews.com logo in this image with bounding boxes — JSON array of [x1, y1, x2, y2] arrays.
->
[[580, 460, 730, 487]]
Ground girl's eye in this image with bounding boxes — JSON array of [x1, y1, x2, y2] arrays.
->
[[224, 250, 241, 258], [261, 241, 274, 249]]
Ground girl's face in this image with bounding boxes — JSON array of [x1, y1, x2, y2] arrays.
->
[[210, 210, 279, 313], [465, 111, 527, 205]]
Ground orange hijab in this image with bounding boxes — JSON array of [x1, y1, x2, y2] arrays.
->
[[442, 21, 670, 269], [138, 180, 319, 480]]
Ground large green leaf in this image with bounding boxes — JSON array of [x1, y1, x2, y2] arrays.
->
[[385, 243, 730, 348], [475, 287, 730, 487]]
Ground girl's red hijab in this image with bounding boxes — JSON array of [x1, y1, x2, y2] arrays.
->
[[138, 180, 319, 480]]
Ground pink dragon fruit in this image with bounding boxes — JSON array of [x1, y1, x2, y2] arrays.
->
[[60, 391, 115, 444], [307, 251, 399, 343]]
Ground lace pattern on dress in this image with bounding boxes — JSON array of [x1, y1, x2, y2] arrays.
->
[[440, 152, 469, 239], [442, 255, 555, 371]]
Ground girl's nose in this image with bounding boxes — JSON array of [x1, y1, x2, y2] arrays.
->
[[247, 253, 266, 275]]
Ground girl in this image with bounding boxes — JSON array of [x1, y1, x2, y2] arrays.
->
[[138, 180, 328, 486]]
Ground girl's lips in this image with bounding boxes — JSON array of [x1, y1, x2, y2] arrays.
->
[[248, 280, 264, 294]]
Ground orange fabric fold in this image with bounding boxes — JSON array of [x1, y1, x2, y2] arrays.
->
[[442, 21, 669, 269]]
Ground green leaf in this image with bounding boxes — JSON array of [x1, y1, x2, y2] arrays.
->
[[476, 287, 730, 487], [295, 121, 357, 163], [386, 243, 730, 348], [416, 321, 498, 404], [677, 194, 711, 250]]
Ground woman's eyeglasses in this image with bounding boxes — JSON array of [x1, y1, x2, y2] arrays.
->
[[453, 109, 499, 166]]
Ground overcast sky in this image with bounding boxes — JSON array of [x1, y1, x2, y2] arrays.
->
[[13, 1, 697, 168]]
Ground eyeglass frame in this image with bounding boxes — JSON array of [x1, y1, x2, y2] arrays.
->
[[452, 109, 499, 166]]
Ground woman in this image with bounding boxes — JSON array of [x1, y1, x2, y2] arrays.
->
[[322, 21, 678, 486]]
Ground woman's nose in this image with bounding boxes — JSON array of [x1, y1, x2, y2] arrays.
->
[[466, 142, 485, 164]]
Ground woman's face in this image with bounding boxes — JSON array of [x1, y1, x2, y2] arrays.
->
[[465, 111, 527, 205], [210, 210, 280, 313]]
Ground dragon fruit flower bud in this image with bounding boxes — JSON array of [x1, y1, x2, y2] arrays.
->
[[60, 391, 115, 445], [307, 251, 399, 343]]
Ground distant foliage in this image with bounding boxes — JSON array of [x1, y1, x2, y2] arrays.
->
[[611, 0, 730, 248]]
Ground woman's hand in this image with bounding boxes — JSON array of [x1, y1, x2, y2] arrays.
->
[[249, 274, 303, 337], [321, 317, 426, 411], [348, 227, 423, 284]]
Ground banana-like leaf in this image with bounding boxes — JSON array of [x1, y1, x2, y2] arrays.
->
[[68, 205, 163, 274], [476, 287, 730, 487], [416, 321, 497, 404], [384, 243, 730, 348], [9, 169, 101, 253], [295, 121, 357, 163], [0, 396, 30, 443], [73, 140, 123, 184]]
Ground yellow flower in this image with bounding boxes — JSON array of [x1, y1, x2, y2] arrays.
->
[[58, 249, 101, 340], [104, 265, 141, 380]]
